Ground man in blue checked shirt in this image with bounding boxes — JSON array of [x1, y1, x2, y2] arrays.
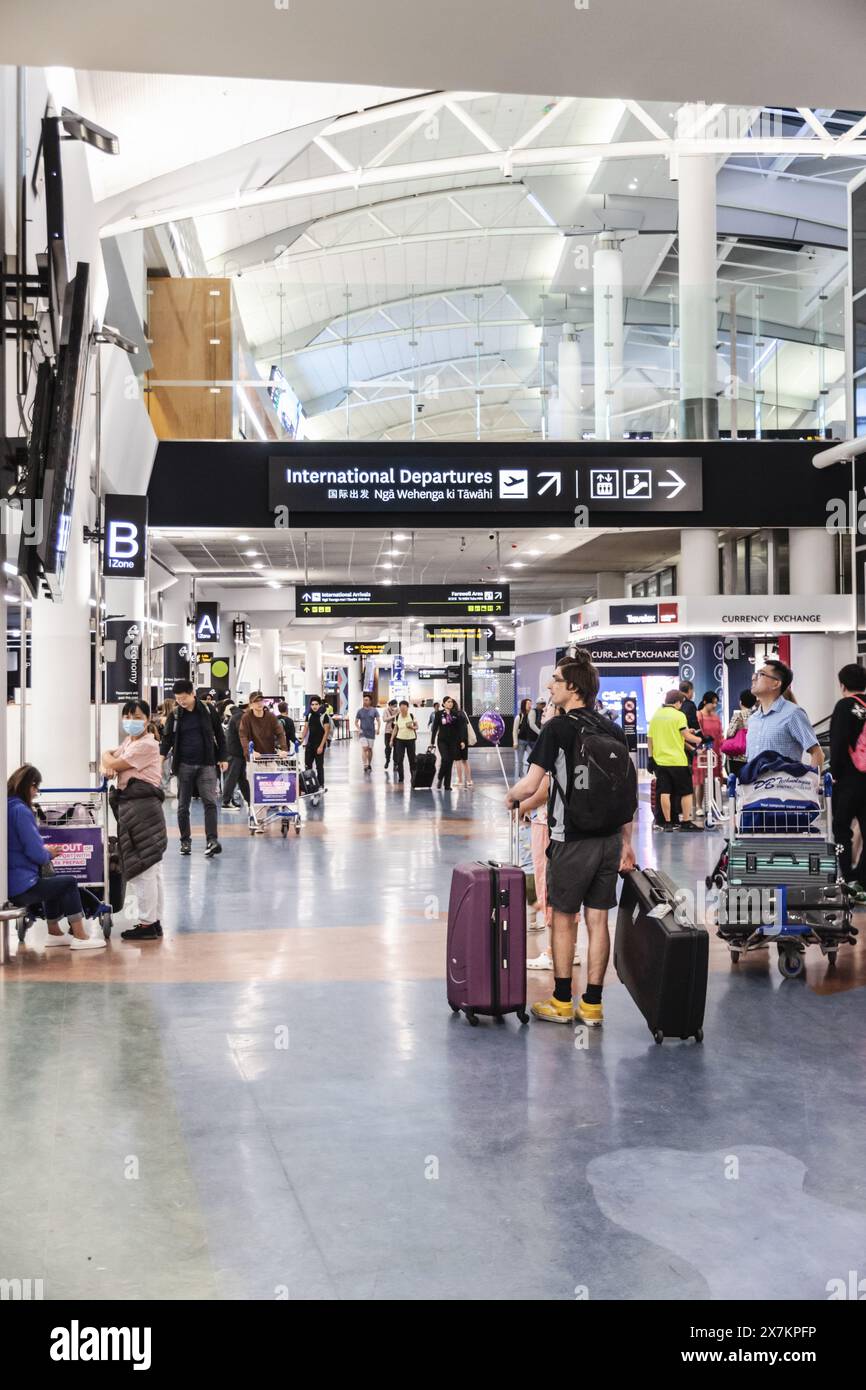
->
[[745, 659, 824, 769]]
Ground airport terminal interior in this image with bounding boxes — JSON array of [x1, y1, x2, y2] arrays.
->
[[3, 1, 866, 1316]]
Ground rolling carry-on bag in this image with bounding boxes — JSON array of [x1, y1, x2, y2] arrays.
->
[[615, 865, 707, 1044], [446, 812, 528, 1025], [412, 750, 437, 790], [300, 769, 319, 795]]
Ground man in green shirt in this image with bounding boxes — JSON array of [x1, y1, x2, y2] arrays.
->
[[648, 690, 703, 832]]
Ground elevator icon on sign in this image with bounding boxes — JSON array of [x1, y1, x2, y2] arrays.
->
[[590, 470, 619, 500]]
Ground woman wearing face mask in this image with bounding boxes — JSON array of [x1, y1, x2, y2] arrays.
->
[[101, 700, 168, 942]]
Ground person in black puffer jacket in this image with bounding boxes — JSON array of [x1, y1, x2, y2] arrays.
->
[[103, 701, 169, 942]]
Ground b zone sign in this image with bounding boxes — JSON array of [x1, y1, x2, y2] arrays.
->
[[103, 495, 148, 578]]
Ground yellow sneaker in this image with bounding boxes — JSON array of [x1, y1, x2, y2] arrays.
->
[[575, 997, 603, 1028], [531, 995, 574, 1024]]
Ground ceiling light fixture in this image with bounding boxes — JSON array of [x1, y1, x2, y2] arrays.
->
[[243, 550, 259, 557], [378, 562, 394, 569], [237, 534, 251, 542], [508, 561, 525, 569], [252, 563, 264, 569]]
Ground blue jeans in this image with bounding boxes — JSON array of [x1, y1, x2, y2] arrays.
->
[[13, 873, 85, 924]]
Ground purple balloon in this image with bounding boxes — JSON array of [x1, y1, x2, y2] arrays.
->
[[479, 710, 506, 745]]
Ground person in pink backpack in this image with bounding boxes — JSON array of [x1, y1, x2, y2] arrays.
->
[[829, 663, 866, 904]]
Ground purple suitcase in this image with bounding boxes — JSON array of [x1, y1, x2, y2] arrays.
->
[[446, 823, 528, 1025]]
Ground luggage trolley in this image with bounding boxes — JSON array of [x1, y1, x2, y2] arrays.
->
[[18, 780, 115, 943], [706, 772, 858, 978], [248, 749, 302, 836]]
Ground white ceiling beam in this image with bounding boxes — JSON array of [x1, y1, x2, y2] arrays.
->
[[366, 209, 396, 237], [446, 194, 482, 228], [795, 108, 836, 148], [313, 135, 356, 173], [512, 97, 575, 150], [367, 102, 446, 168], [443, 100, 502, 154], [102, 136, 866, 237], [623, 100, 669, 142], [838, 112, 866, 146]]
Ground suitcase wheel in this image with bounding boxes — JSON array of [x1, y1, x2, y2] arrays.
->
[[730, 949, 740, 963], [694, 1028, 703, 1043], [102, 915, 112, 941], [827, 950, 838, 966], [777, 946, 805, 979], [517, 1009, 529, 1025], [294, 822, 301, 835], [466, 1010, 479, 1027], [653, 1029, 664, 1045], [449, 1003, 461, 1014]]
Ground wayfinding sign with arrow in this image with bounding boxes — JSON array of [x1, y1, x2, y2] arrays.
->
[[577, 456, 701, 512]]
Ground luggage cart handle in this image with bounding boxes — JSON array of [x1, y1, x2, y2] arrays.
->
[[40, 780, 109, 794]]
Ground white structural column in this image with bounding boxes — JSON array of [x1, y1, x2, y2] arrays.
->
[[259, 629, 282, 695], [551, 323, 582, 440], [679, 529, 719, 595], [593, 236, 624, 440], [788, 529, 840, 726], [674, 120, 719, 439], [29, 484, 93, 784], [304, 640, 323, 703]]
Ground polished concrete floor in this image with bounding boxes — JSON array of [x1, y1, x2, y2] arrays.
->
[[2, 743, 866, 1301]]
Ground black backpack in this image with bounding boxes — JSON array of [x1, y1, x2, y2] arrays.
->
[[561, 709, 637, 835]]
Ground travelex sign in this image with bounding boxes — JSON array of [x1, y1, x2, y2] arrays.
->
[[268, 455, 702, 514]]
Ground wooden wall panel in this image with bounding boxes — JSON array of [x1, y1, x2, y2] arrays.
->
[[146, 278, 233, 439]]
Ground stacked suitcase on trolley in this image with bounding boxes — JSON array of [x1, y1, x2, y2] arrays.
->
[[707, 766, 858, 978]]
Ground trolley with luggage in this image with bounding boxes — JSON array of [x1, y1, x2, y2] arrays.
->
[[706, 769, 859, 978], [17, 779, 118, 943], [248, 748, 303, 836]]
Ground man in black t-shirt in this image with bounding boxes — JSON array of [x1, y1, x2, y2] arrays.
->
[[506, 653, 636, 1030], [301, 696, 331, 790], [830, 663, 866, 903]]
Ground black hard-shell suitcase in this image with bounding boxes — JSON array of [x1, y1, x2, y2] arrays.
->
[[412, 750, 437, 790], [615, 866, 708, 1044], [300, 769, 319, 795]]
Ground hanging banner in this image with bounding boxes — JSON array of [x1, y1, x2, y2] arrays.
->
[[195, 602, 220, 643], [102, 494, 148, 578], [163, 642, 192, 681], [104, 618, 142, 703]]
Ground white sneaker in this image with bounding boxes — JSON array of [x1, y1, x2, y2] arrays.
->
[[69, 934, 106, 950], [44, 933, 72, 947], [527, 951, 553, 970], [534, 909, 547, 931]]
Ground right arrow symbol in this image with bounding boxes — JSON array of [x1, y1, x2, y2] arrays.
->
[[659, 469, 685, 499]]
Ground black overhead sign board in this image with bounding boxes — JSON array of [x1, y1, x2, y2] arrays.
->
[[423, 624, 495, 642], [297, 587, 403, 618], [298, 586, 508, 618], [269, 455, 700, 515], [149, 440, 845, 531], [344, 641, 396, 656]]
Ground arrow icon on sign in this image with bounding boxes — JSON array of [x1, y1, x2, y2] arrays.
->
[[537, 471, 562, 496], [659, 470, 685, 499]]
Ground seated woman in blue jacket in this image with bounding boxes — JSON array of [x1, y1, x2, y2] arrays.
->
[[7, 764, 105, 950]]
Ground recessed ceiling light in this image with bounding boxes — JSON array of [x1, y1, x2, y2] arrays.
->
[[508, 562, 525, 569], [378, 562, 394, 569], [580, 285, 588, 292], [252, 563, 264, 569], [386, 550, 403, 557], [243, 550, 259, 556], [267, 581, 281, 589], [381, 579, 393, 586], [497, 576, 507, 583], [393, 533, 410, 541], [237, 534, 251, 542], [546, 534, 562, 540], [526, 550, 542, 557]]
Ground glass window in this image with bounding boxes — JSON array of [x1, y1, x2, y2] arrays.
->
[[646, 573, 659, 597], [659, 567, 674, 596], [749, 532, 769, 594], [735, 538, 748, 593], [632, 580, 646, 598], [853, 184, 866, 293], [774, 530, 789, 594]]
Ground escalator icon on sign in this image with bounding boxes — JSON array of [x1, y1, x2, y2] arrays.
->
[[623, 469, 652, 500]]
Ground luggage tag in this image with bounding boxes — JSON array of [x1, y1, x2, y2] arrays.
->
[[647, 902, 674, 919]]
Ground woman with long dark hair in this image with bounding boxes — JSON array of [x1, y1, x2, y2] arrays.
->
[[430, 695, 468, 790], [6, 764, 105, 949], [516, 697, 535, 774]]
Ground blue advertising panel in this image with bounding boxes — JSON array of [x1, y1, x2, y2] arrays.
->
[[38, 826, 104, 883], [251, 769, 298, 806]]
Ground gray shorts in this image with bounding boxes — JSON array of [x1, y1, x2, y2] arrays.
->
[[546, 833, 622, 914]]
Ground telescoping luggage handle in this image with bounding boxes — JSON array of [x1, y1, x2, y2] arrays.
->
[[487, 808, 523, 872]]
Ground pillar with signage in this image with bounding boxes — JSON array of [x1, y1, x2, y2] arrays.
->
[[679, 637, 723, 709], [104, 618, 143, 704]]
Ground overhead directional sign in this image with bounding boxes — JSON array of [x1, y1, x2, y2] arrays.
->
[[301, 587, 509, 619], [344, 641, 396, 656], [578, 457, 701, 511], [423, 624, 495, 642], [296, 587, 403, 618]]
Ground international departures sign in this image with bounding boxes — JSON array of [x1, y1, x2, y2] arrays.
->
[[270, 457, 701, 516]]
